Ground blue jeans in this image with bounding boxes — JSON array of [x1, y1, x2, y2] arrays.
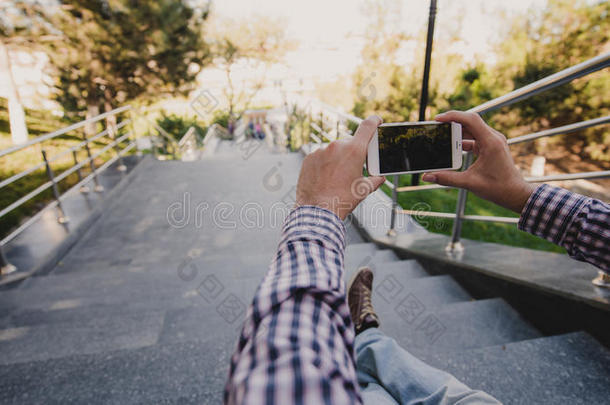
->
[[355, 328, 501, 405]]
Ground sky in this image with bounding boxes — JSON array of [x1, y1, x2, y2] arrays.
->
[[210, 0, 548, 82]]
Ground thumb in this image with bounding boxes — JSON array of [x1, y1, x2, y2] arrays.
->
[[351, 176, 386, 201], [422, 171, 469, 189], [369, 176, 386, 192]]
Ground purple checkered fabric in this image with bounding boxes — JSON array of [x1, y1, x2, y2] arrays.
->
[[225, 206, 361, 405], [519, 184, 610, 273]]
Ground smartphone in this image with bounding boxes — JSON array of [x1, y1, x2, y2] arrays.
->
[[367, 121, 462, 176]]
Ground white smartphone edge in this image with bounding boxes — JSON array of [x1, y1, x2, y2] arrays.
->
[[367, 121, 462, 176]]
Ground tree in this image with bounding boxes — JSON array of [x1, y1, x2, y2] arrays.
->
[[39, 0, 211, 131], [445, 65, 494, 112], [495, 0, 610, 159], [207, 15, 291, 131], [0, 1, 52, 144], [0, 38, 28, 144]]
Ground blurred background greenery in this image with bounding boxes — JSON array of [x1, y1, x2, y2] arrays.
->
[[0, 0, 608, 250]]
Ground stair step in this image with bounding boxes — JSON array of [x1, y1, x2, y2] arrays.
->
[[344, 259, 429, 281], [423, 332, 610, 405], [345, 243, 400, 271], [0, 265, 263, 322], [156, 274, 471, 347], [0, 337, 232, 404], [371, 274, 472, 313], [381, 298, 541, 358], [0, 311, 165, 365]]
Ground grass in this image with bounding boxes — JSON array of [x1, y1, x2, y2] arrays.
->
[[381, 174, 566, 253], [0, 98, 132, 239]]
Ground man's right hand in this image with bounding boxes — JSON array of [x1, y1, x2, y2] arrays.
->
[[422, 111, 535, 214]]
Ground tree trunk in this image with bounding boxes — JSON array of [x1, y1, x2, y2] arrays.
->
[[0, 38, 29, 144], [103, 89, 117, 135], [85, 102, 100, 138]]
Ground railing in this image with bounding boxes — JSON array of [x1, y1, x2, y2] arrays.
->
[[0, 105, 136, 275], [178, 127, 200, 161], [297, 51, 610, 286]]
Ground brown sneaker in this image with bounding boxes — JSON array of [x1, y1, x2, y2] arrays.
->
[[347, 267, 380, 335]]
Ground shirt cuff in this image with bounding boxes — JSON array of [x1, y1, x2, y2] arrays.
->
[[281, 205, 346, 251], [518, 184, 588, 245]]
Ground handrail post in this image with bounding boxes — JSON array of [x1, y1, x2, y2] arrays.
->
[[82, 132, 104, 192], [592, 271, 610, 289], [388, 175, 399, 236], [42, 150, 69, 224], [108, 121, 127, 172], [336, 120, 340, 139], [447, 152, 473, 252], [72, 150, 90, 193], [0, 245, 17, 275]]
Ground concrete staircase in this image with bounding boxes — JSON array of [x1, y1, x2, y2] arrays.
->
[[0, 140, 609, 404]]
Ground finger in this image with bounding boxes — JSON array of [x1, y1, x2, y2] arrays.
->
[[369, 176, 385, 192], [422, 170, 470, 189], [460, 126, 475, 140], [462, 139, 476, 152], [352, 115, 382, 149], [434, 111, 490, 145]]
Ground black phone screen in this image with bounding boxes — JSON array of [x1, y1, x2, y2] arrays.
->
[[378, 123, 452, 173]]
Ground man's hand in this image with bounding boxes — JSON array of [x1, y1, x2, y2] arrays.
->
[[296, 116, 386, 220], [422, 111, 535, 213]]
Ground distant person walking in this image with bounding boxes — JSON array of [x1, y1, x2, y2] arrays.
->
[[254, 122, 265, 140], [246, 121, 254, 139]]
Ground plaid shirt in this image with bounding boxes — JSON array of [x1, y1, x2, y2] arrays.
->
[[519, 184, 610, 273], [225, 206, 361, 404]]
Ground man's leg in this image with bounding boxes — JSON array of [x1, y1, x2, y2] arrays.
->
[[348, 267, 500, 405], [355, 327, 501, 405], [360, 381, 399, 405]]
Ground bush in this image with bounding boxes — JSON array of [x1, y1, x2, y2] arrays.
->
[[210, 110, 230, 128], [156, 112, 206, 142]]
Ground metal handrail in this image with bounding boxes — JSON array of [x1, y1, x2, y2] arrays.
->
[[309, 133, 322, 144], [0, 130, 132, 219], [469, 52, 610, 115], [508, 115, 610, 145], [0, 120, 131, 190], [0, 141, 136, 248], [398, 209, 519, 224], [0, 106, 135, 274], [0, 105, 131, 158], [526, 170, 610, 183]]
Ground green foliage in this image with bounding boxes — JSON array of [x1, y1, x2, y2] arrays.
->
[[210, 110, 230, 128], [446, 66, 494, 112], [156, 113, 206, 142], [497, 0, 610, 157], [285, 105, 312, 151], [27, 0, 211, 116], [0, 97, 72, 137]]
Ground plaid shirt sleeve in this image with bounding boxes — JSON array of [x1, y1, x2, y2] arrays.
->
[[224, 206, 362, 405], [519, 184, 610, 273]]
